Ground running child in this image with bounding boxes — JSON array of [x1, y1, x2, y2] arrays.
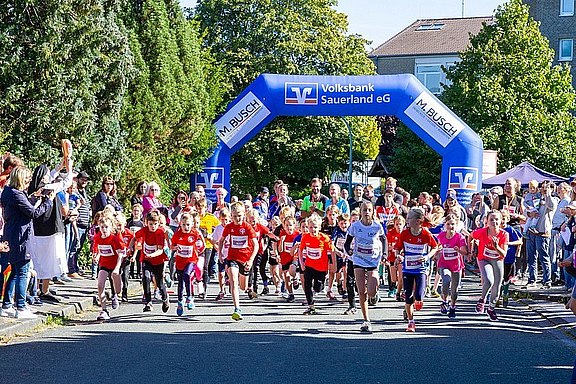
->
[[469, 209, 508, 321], [171, 212, 204, 316], [436, 214, 468, 318], [133, 210, 170, 313], [128, 203, 145, 279], [92, 216, 125, 320], [218, 202, 259, 320], [396, 207, 438, 332], [322, 205, 340, 300], [344, 202, 387, 333], [386, 215, 405, 300], [500, 210, 522, 308], [278, 216, 299, 303], [298, 214, 334, 315], [115, 213, 134, 302], [212, 208, 231, 301], [331, 213, 351, 301]]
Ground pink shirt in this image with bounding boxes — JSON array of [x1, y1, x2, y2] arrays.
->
[[437, 231, 467, 272]]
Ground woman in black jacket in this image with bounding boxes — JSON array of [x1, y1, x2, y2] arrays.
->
[[0, 166, 53, 319]]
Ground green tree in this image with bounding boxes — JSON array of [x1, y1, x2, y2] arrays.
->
[[0, 0, 132, 180], [442, 0, 576, 175], [119, 0, 224, 200], [194, 0, 380, 195]]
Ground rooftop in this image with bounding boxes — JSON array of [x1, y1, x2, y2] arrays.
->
[[369, 16, 493, 57]]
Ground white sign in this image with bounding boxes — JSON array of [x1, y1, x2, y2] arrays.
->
[[404, 92, 465, 148], [214, 92, 271, 148]]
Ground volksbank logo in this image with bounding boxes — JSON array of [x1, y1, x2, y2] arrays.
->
[[285, 82, 318, 105], [449, 167, 478, 190], [195, 167, 225, 190]]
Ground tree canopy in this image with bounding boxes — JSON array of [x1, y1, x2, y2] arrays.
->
[[194, 0, 380, 196]]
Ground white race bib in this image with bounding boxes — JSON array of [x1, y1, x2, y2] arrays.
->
[[231, 235, 249, 249], [98, 244, 114, 257], [177, 245, 195, 258], [306, 247, 321, 260]]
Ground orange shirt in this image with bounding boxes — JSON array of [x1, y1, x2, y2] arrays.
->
[[299, 233, 332, 272]]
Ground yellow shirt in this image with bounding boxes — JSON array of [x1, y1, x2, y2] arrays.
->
[[200, 213, 220, 249]]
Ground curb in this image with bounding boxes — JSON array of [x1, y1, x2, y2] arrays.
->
[[518, 298, 576, 339], [0, 280, 141, 341]]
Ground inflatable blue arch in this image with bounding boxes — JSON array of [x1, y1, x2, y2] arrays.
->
[[191, 74, 483, 205]]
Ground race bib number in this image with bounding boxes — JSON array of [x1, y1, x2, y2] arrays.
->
[[404, 255, 423, 270], [143, 242, 157, 256], [335, 237, 345, 250], [178, 245, 195, 258], [231, 235, 249, 249], [306, 247, 321, 260], [442, 249, 458, 261], [98, 244, 114, 257], [483, 248, 500, 259]]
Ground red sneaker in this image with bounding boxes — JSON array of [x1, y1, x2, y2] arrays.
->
[[414, 300, 423, 311]]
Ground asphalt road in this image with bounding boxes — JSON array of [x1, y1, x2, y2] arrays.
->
[[1, 277, 575, 384]]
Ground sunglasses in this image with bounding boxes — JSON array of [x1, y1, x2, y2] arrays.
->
[[105, 182, 114, 186]]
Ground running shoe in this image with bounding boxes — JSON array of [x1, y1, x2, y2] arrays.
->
[[344, 306, 357, 315], [111, 296, 119, 310], [337, 283, 345, 296], [121, 295, 129, 303], [326, 291, 337, 301], [186, 297, 195, 310], [293, 280, 301, 291], [96, 309, 110, 320], [502, 295, 509, 308], [486, 307, 498, 321], [431, 290, 440, 298], [247, 290, 258, 300], [215, 291, 225, 301], [176, 301, 184, 317], [406, 321, 416, 333], [360, 321, 372, 333], [162, 299, 170, 313], [261, 286, 270, 295], [303, 307, 317, 315], [440, 301, 448, 315], [475, 299, 485, 314], [368, 293, 379, 306], [286, 294, 295, 303], [143, 302, 152, 312], [387, 289, 395, 298], [198, 293, 205, 300], [414, 300, 423, 311], [154, 288, 161, 301], [165, 275, 173, 288], [232, 308, 243, 321], [403, 309, 408, 321], [448, 307, 456, 319]]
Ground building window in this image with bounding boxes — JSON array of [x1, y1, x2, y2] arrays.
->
[[416, 23, 445, 31], [560, 0, 574, 16], [416, 64, 442, 94], [559, 39, 573, 61]]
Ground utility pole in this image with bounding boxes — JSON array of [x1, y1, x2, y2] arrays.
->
[[462, 0, 465, 17]]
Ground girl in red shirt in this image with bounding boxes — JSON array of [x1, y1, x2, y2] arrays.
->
[[171, 212, 205, 316], [115, 213, 134, 303], [218, 202, 259, 321], [92, 216, 125, 320], [279, 216, 299, 303], [134, 210, 169, 313], [298, 214, 334, 315], [469, 209, 508, 321], [386, 215, 405, 301]]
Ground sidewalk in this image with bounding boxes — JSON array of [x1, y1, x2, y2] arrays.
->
[[0, 276, 140, 340]]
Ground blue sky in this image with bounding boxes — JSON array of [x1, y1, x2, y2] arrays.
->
[[180, 0, 507, 50]]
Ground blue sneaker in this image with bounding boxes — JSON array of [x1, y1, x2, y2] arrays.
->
[[440, 301, 448, 315], [176, 301, 183, 316], [186, 297, 194, 310]]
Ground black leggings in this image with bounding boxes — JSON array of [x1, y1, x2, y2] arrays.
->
[[304, 267, 326, 305], [142, 262, 167, 304], [345, 260, 356, 308], [250, 253, 268, 291]]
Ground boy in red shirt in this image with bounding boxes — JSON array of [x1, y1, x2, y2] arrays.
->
[[218, 202, 259, 320], [133, 210, 169, 313], [171, 212, 205, 316], [92, 216, 125, 320], [279, 216, 299, 303], [298, 214, 334, 315]]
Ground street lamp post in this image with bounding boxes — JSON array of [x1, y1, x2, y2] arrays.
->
[[341, 117, 353, 195]]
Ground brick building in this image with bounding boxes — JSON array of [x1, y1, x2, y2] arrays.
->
[[524, 0, 576, 89], [368, 17, 492, 94]]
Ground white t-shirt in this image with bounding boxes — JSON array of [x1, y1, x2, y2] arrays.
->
[[347, 220, 385, 268], [212, 224, 229, 259]]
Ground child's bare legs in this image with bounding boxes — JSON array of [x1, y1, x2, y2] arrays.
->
[[97, 270, 109, 310], [228, 265, 240, 309]]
